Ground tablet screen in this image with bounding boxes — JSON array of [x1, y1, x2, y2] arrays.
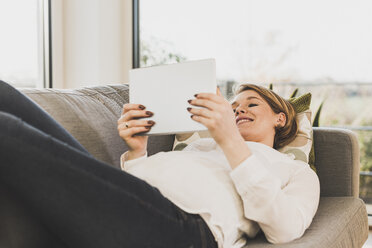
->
[[129, 59, 216, 135]]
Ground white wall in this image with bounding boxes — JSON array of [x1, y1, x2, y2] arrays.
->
[[52, 0, 132, 89]]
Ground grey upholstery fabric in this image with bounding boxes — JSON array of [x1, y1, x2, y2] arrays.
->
[[244, 197, 368, 248], [16, 84, 368, 247], [313, 128, 360, 197], [20, 85, 174, 168]]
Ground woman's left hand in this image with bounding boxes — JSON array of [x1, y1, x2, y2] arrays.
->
[[187, 88, 242, 147]]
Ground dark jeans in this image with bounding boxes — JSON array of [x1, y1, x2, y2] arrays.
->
[[0, 81, 217, 248]]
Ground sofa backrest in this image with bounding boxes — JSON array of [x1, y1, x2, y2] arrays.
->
[[20, 85, 360, 198], [20, 84, 175, 168]]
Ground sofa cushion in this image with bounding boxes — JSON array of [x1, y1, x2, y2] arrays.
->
[[243, 197, 368, 248], [20, 85, 128, 167], [20, 84, 175, 168]]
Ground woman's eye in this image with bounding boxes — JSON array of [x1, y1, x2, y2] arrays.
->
[[248, 104, 258, 107]]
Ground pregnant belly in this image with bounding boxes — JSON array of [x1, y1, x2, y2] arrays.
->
[[125, 151, 242, 215]]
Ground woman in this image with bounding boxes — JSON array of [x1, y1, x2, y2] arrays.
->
[[0, 80, 319, 248], [118, 84, 320, 247]]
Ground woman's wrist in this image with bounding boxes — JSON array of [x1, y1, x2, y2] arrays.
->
[[126, 149, 147, 161], [219, 133, 252, 170]]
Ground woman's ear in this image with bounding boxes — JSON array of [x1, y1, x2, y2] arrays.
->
[[276, 112, 286, 128]]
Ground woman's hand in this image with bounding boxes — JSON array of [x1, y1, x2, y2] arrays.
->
[[117, 104, 155, 159], [187, 88, 241, 146], [187, 88, 251, 169]]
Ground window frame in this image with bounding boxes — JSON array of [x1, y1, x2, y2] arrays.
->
[[133, 0, 140, 69], [40, 0, 53, 88]]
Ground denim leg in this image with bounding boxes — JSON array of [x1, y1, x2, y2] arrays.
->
[[0, 80, 89, 154], [0, 112, 217, 248]]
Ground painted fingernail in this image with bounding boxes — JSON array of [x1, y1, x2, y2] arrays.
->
[[190, 115, 194, 118], [146, 111, 153, 116], [145, 126, 151, 130], [187, 107, 191, 111], [148, 120, 155, 125], [187, 99, 192, 103], [194, 94, 198, 97], [139, 105, 146, 110]]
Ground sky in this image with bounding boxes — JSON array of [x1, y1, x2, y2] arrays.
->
[[140, 0, 372, 84]]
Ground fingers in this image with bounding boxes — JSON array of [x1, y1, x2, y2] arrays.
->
[[190, 114, 215, 131], [118, 119, 155, 138], [118, 119, 155, 130], [121, 103, 146, 115], [187, 90, 233, 130], [118, 109, 154, 125], [187, 98, 219, 111], [118, 103, 155, 138], [187, 106, 214, 119], [119, 126, 151, 138], [192, 92, 225, 104]]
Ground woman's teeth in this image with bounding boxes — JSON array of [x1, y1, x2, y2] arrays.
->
[[237, 119, 253, 125]]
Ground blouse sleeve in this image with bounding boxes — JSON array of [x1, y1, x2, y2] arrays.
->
[[229, 154, 320, 244], [120, 151, 148, 171]]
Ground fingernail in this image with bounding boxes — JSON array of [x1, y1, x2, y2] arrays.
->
[[146, 111, 153, 116], [187, 99, 192, 103], [190, 115, 194, 118], [187, 107, 191, 111], [139, 105, 146, 110], [194, 94, 198, 97], [148, 120, 155, 125], [145, 126, 151, 130]]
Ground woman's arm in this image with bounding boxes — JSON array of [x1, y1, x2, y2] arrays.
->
[[230, 157, 320, 244]]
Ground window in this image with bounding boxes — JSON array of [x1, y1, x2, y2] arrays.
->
[[0, 0, 50, 88], [137, 0, 372, 212]]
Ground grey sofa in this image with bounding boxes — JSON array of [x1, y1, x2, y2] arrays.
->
[[0, 84, 368, 247]]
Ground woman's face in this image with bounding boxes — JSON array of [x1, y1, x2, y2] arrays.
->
[[231, 90, 285, 147]]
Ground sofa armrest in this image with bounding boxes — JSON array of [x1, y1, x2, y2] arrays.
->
[[244, 197, 368, 248], [313, 127, 360, 197]]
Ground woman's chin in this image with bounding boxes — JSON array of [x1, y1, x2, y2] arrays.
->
[[238, 130, 254, 141]]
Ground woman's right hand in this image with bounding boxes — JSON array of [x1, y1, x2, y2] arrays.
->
[[117, 104, 155, 159]]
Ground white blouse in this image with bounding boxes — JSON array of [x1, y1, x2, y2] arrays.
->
[[120, 138, 320, 248]]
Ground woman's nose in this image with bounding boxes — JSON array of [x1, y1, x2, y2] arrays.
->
[[235, 107, 246, 115]]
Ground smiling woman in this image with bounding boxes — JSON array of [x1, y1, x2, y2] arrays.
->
[[232, 84, 298, 149], [119, 83, 319, 246]]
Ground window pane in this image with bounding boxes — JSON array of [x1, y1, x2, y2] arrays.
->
[[0, 0, 43, 88], [140, 0, 372, 84]]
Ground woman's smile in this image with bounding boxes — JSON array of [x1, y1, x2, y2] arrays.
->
[[236, 117, 254, 125]]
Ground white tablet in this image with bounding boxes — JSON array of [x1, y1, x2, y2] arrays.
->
[[129, 59, 216, 136]]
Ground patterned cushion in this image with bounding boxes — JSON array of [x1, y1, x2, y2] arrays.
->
[[173, 93, 316, 172]]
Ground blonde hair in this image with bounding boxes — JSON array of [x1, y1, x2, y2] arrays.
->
[[234, 84, 298, 149]]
